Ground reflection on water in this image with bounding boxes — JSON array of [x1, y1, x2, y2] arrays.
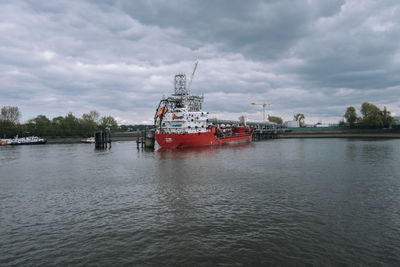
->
[[156, 142, 252, 155], [1, 139, 400, 266]]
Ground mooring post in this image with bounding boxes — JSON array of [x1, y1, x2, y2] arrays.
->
[[137, 131, 143, 149], [94, 129, 111, 149], [145, 129, 155, 148], [141, 131, 144, 148], [108, 131, 111, 148], [95, 131, 101, 148]]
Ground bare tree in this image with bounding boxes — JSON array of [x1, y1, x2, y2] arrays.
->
[[1, 106, 21, 123]]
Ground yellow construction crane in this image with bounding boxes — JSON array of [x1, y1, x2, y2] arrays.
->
[[250, 103, 269, 123], [251, 101, 310, 123]]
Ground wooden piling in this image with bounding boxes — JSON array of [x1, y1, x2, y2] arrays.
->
[[137, 129, 155, 149], [145, 130, 155, 148], [95, 130, 111, 149]]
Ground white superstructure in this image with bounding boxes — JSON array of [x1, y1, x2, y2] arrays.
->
[[155, 73, 211, 134]]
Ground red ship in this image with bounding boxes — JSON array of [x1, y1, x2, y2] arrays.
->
[[154, 68, 253, 148]]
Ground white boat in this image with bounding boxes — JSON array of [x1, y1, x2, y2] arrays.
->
[[7, 136, 47, 145], [81, 137, 95, 143], [0, 139, 11, 146]]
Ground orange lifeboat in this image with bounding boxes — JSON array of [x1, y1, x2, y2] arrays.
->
[[157, 107, 168, 118]]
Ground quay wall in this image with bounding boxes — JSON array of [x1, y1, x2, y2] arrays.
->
[[280, 128, 400, 139]]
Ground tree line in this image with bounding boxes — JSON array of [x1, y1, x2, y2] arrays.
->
[[342, 102, 394, 128], [0, 106, 118, 138], [287, 103, 394, 128], [240, 102, 395, 128], [289, 103, 395, 128]]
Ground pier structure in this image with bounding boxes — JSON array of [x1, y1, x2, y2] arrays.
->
[[95, 130, 111, 149], [137, 129, 155, 149], [207, 119, 287, 141]]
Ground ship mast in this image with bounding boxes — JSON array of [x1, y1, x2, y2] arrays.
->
[[174, 73, 188, 96], [170, 62, 203, 111]]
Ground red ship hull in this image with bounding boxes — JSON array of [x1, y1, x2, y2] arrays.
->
[[155, 131, 253, 148]]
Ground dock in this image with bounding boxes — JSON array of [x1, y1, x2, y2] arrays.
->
[[207, 119, 287, 141]]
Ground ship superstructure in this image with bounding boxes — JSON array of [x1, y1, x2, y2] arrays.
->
[[155, 73, 208, 135]]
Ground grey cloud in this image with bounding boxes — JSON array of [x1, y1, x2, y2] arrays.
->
[[293, 1, 400, 90], [114, 0, 348, 61], [309, 0, 345, 17], [117, 0, 314, 60], [0, 0, 399, 124]]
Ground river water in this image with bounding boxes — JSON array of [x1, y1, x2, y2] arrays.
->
[[1, 139, 400, 266]]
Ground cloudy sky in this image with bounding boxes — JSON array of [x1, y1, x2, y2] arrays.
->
[[1, 0, 399, 124]]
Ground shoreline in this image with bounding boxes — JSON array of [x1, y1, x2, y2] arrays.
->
[[45, 133, 140, 144], [279, 128, 400, 139], [279, 133, 400, 139], [6, 129, 399, 145]]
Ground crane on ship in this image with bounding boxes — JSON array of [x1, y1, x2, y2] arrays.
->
[[187, 60, 198, 92]]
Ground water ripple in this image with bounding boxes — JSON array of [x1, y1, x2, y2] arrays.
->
[[1, 140, 400, 265]]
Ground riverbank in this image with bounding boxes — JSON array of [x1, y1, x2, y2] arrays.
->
[[280, 133, 400, 138], [45, 132, 139, 144], [280, 128, 400, 139]]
